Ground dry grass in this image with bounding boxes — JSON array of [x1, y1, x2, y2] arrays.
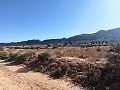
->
[[5, 46, 109, 59], [53, 47, 108, 58]]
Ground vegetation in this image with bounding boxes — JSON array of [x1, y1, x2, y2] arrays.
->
[[103, 44, 120, 89], [0, 52, 8, 59], [38, 52, 50, 62], [79, 44, 120, 90], [7, 53, 20, 62], [1, 44, 120, 90], [14, 52, 35, 64], [0, 47, 4, 51], [7, 52, 35, 64]]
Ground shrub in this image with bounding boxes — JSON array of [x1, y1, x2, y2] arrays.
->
[[0, 47, 3, 51], [8, 52, 35, 65], [7, 53, 20, 62], [88, 44, 120, 90], [0, 52, 8, 59], [70, 44, 120, 90], [50, 62, 69, 79], [100, 63, 120, 90], [52, 46, 58, 49], [23, 52, 35, 64], [14, 52, 35, 65], [107, 44, 120, 65], [107, 52, 120, 64], [14, 54, 26, 64], [96, 48, 101, 52], [50, 67, 63, 79], [47, 44, 52, 47], [38, 52, 50, 62], [112, 44, 120, 53]]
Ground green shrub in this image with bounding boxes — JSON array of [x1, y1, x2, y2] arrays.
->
[[7, 53, 20, 62], [0, 47, 3, 51], [14, 54, 26, 64], [8, 52, 35, 65], [37, 52, 50, 62], [14, 52, 35, 65], [22, 52, 35, 63], [0, 52, 8, 59]]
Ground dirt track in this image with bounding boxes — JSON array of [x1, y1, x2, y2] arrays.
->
[[0, 60, 83, 90]]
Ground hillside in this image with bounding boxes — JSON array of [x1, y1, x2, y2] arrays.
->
[[66, 28, 120, 42], [42, 27, 120, 43]]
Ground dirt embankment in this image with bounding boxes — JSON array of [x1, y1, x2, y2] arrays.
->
[[0, 60, 83, 90]]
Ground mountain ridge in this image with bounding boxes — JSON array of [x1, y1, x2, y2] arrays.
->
[[1, 27, 120, 46]]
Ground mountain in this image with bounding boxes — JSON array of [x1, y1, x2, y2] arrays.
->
[[40, 27, 120, 44], [41, 38, 66, 44], [0, 40, 41, 46], [66, 28, 120, 42], [0, 27, 120, 46]]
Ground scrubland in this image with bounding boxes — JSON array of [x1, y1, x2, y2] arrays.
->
[[0, 45, 120, 90], [4, 46, 108, 58]]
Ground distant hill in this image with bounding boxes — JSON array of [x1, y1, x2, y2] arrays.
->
[[41, 38, 66, 44], [0, 40, 41, 46], [66, 28, 120, 42], [41, 27, 120, 44], [0, 27, 120, 46]]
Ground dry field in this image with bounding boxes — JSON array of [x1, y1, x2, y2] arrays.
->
[[0, 46, 110, 90], [4, 46, 109, 59]]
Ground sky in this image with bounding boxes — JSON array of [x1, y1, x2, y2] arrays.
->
[[0, 0, 120, 42]]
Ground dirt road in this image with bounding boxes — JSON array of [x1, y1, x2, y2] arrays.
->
[[0, 60, 83, 90]]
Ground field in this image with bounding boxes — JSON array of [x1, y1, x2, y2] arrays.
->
[[5, 46, 109, 58], [0, 45, 120, 90]]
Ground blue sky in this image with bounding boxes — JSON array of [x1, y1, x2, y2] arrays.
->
[[0, 0, 120, 42]]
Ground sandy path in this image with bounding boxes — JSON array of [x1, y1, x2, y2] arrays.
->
[[0, 60, 83, 90]]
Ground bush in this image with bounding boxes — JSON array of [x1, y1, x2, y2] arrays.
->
[[14, 54, 26, 64], [70, 44, 120, 90], [0, 52, 8, 59], [88, 44, 120, 90], [107, 44, 120, 66], [52, 46, 58, 49], [107, 52, 120, 64], [23, 52, 36, 64], [0, 47, 3, 51], [111, 44, 120, 53], [15, 52, 35, 65], [8, 52, 35, 65], [50, 62, 69, 79], [37, 52, 50, 62], [96, 48, 101, 52], [7, 53, 20, 62]]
